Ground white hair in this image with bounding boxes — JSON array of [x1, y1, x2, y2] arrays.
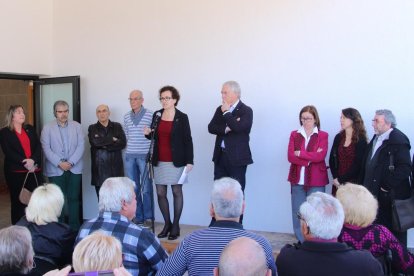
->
[[376, 109, 397, 128], [98, 177, 136, 212], [211, 177, 243, 218], [0, 226, 34, 274], [26, 184, 64, 225], [299, 192, 344, 240], [223, 81, 241, 98]]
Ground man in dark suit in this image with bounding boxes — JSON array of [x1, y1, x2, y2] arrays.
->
[[208, 81, 253, 216]]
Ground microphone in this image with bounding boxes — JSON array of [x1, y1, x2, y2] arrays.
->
[[151, 112, 162, 129]]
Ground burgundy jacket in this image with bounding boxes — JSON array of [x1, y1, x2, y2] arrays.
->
[[287, 129, 329, 187]]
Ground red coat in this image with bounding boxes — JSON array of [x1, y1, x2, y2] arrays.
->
[[287, 130, 329, 187]]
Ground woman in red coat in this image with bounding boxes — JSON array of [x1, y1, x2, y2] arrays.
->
[[287, 105, 329, 242]]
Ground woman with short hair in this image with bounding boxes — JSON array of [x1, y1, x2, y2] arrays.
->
[[72, 231, 123, 273], [337, 183, 414, 274], [0, 225, 34, 275], [17, 184, 76, 275]]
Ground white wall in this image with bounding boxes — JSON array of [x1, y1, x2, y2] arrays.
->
[[0, 0, 52, 75], [2, 0, 414, 244]]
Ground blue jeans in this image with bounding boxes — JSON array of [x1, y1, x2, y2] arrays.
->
[[291, 185, 325, 242], [124, 155, 153, 222]]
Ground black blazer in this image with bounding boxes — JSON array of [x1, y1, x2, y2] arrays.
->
[[0, 124, 41, 171], [208, 100, 253, 167], [147, 108, 194, 167], [329, 133, 368, 184]]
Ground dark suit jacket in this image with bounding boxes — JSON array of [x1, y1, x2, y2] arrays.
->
[[147, 108, 194, 167], [276, 241, 383, 276], [208, 100, 253, 167], [0, 124, 41, 172]]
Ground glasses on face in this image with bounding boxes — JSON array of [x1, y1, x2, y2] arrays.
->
[[296, 211, 305, 221], [128, 97, 142, 102], [56, 110, 69, 114], [301, 117, 314, 122], [159, 97, 173, 102]]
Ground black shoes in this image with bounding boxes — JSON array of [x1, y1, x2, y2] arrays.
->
[[157, 224, 171, 238], [168, 225, 180, 240]]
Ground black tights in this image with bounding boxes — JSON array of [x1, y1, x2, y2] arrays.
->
[[156, 184, 183, 230]]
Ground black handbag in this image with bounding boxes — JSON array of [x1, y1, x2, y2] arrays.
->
[[389, 153, 414, 232]]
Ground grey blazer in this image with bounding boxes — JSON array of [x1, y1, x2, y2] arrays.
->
[[41, 120, 85, 177]]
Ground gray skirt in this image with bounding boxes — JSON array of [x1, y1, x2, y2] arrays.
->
[[154, 161, 186, 185]]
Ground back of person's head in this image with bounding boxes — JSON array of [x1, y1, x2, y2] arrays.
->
[[216, 237, 270, 276], [211, 177, 243, 219], [99, 177, 136, 212], [299, 192, 344, 240], [26, 183, 64, 225], [336, 183, 378, 227], [0, 225, 34, 274], [72, 231, 123, 272]]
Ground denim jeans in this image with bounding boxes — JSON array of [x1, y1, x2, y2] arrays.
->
[[124, 155, 153, 222], [291, 185, 325, 242]]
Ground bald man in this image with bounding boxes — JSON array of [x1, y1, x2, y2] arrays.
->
[[215, 237, 271, 276], [88, 104, 126, 197]]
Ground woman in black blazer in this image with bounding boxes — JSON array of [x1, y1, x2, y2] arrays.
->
[[0, 105, 42, 224], [144, 86, 194, 240]]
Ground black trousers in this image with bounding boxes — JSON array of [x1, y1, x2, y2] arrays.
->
[[377, 189, 407, 245], [211, 150, 247, 224]]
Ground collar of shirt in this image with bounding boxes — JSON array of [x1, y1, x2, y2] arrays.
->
[[57, 120, 68, 128], [210, 220, 243, 230], [377, 128, 393, 142], [297, 126, 319, 138], [229, 99, 240, 112]]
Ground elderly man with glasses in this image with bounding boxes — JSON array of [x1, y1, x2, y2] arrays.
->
[[276, 192, 383, 276], [123, 90, 154, 227]]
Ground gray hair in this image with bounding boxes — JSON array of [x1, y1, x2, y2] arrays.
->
[[376, 109, 397, 128], [223, 81, 241, 98], [53, 100, 69, 115], [218, 237, 268, 276], [0, 226, 34, 274], [211, 177, 243, 218], [99, 177, 136, 212], [26, 184, 64, 225], [299, 192, 344, 240]]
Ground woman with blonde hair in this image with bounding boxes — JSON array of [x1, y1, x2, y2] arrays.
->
[[72, 231, 123, 272], [337, 183, 414, 274], [17, 184, 76, 274]]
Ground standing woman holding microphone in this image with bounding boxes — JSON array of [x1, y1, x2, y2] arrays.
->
[[0, 105, 42, 224], [144, 85, 194, 240], [287, 105, 329, 242]]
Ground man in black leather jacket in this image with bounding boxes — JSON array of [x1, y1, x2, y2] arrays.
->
[[88, 105, 126, 197], [360, 109, 412, 245]]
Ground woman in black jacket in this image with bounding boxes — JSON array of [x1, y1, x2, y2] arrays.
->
[[144, 85, 194, 240], [329, 108, 368, 195], [0, 105, 42, 224]]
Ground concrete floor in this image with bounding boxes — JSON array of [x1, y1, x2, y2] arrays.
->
[[0, 188, 296, 258]]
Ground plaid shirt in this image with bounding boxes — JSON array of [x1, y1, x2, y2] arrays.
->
[[76, 211, 167, 276]]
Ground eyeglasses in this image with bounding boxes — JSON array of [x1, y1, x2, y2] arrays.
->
[[56, 110, 69, 114], [159, 97, 173, 101], [296, 211, 305, 221], [128, 97, 142, 101], [301, 117, 314, 122]]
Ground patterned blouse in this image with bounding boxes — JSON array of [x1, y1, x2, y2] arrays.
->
[[338, 223, 414, 274]]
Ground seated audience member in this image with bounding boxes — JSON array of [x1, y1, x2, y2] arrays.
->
[[17, 184, 76, 275], [276, 192, 383, 276], [73, 231, 122, 272], [157, 177, 276, 276], [214, 237, 271, 276], [76, 177, 167, 276], [337, 183, 414, 275], [0, 225, 35, 275]]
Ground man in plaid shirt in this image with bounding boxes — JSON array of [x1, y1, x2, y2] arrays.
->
[[76, 177, 167, 276]]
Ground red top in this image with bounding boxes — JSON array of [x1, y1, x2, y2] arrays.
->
[[158, 120, 173, 162], [338, 138, 356, 179], [15, 129, 31, 158]]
